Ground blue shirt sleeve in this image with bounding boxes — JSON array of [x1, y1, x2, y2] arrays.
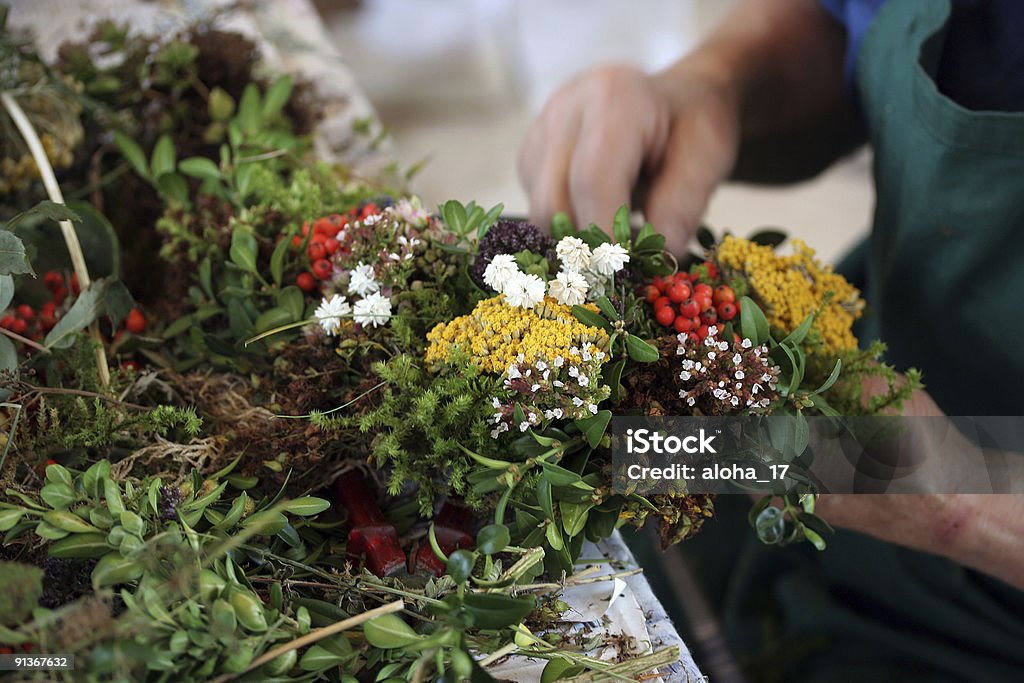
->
[[819, 0, 887, 87]]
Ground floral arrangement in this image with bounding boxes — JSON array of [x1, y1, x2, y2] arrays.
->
[[0, 13, 918, 683]]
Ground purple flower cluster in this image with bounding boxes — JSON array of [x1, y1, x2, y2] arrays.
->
[[159, 484, 184, 521], [472, 219, 554, 287]]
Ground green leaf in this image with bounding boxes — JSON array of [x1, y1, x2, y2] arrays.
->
[[812, 359, 843, 395], [796, 511, 834, 539], [283, 496, 330, 516], [739, 296, 769, 344], [478, 203, 504, 238], [242, 510, 288, 535], [444, 200, 469, 233], [537, 477, 554, 520], [278, 286, 305, 321], [253, 307, 292, 336], [12, 202, 120, 284], [570, 305, 611, 333], [40, 483, 75, 509], [606, 359, 625, 402], [235, 163, 255, 200], [595, 295, 619, 321], [802, 526, 827, 550], [43, 510, 98, 534], [262, 75, 293, 118], [550, 211, 574, 240], [575, 410, 611, 449], [3, 200, 81, 231], [45, 463, 73, 488], [48, 533, 109, 558], [299, 644, 346, 672], [536, 460, 583, 487], [270, 235, 290, 286], [542, 657, 584, 683], [237, 84, 262, 134], [92, 552, 144, 588], [781, 312, 815, 347], [103, 478, 125, 516], [0, 231, 33, 276], [156, 173, 190, 206], [447, 549, 475, 583], [545, 522, 564, 550], [0, 336, 16, 378], [362, 614, 421, 649], [559, 501, 591, 537], [178, 157, 221, 182], [633, 232, 666, 254], [696, 225, 716, 250], [463, 593, 535, 630], [749, 228, 787, 248], [612, 204, 631, 245], [113, 131, 150, 179], [0, 507, 25, 531], [150, 134, 176, 178], [229, 229, 258, 273], [476, 524, 510, 555], [208, 87, 236, 122], [0, 275, 14, 311], [625, 335, 659, 362], [44, 278, 133, 349]]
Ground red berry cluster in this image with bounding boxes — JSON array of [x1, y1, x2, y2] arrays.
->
[[1, 270, 149, 350], [645, 262, 739, 342], [0, 270, 78, 339], [291, 203, 379, 293]]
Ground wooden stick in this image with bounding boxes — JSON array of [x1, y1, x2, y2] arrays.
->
[[211, 598, 405, 682], [1, 92, 110, 386]]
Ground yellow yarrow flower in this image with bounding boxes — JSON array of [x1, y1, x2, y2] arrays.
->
[[425, 296, 610, 373], [716, 236, 863, 352]]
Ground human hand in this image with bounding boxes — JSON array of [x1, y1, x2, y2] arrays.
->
[[518, 62, 741, 256], [814, 381, 1024, 588]]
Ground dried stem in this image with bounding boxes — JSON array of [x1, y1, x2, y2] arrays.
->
[[210, 599, 405, 682], [1, 91, 110, 387]]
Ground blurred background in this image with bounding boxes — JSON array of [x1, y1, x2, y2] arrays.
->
[[315, 0, 873, 263]]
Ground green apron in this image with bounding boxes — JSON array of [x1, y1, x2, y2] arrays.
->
[[652, 1, 1024, 681], [854, 0, 1024, 416]]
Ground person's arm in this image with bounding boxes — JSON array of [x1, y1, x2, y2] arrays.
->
[[817, 495, 1024, 590], [817, 385, 1024, 590], [519, 0, 858, 254]]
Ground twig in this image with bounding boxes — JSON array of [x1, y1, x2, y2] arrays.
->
[[1, 91, 110, 387], [210, 599, 405, 682], [515, 568, 643, 593], [478, 641, 518, 667], [25, 385, 149, 411], [0, 326, 47, 353]]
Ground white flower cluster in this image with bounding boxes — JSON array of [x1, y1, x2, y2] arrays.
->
[[482, 236, 629, 308], [315, 262, 393, 335]]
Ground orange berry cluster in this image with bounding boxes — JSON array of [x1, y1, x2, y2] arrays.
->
[[292, 203, 381, 293], [645, 261, 740, 343]]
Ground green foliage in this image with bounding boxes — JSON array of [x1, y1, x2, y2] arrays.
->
[[352, 355, 503, 515], [0, 560, 43, 626], [1, 460, 340, 679]]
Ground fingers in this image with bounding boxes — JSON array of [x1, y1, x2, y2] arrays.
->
[[566, 72, 668, 232], [519, 94, 581, 228], [520, 66, 659, 232], [644, 96, 739, 256]]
